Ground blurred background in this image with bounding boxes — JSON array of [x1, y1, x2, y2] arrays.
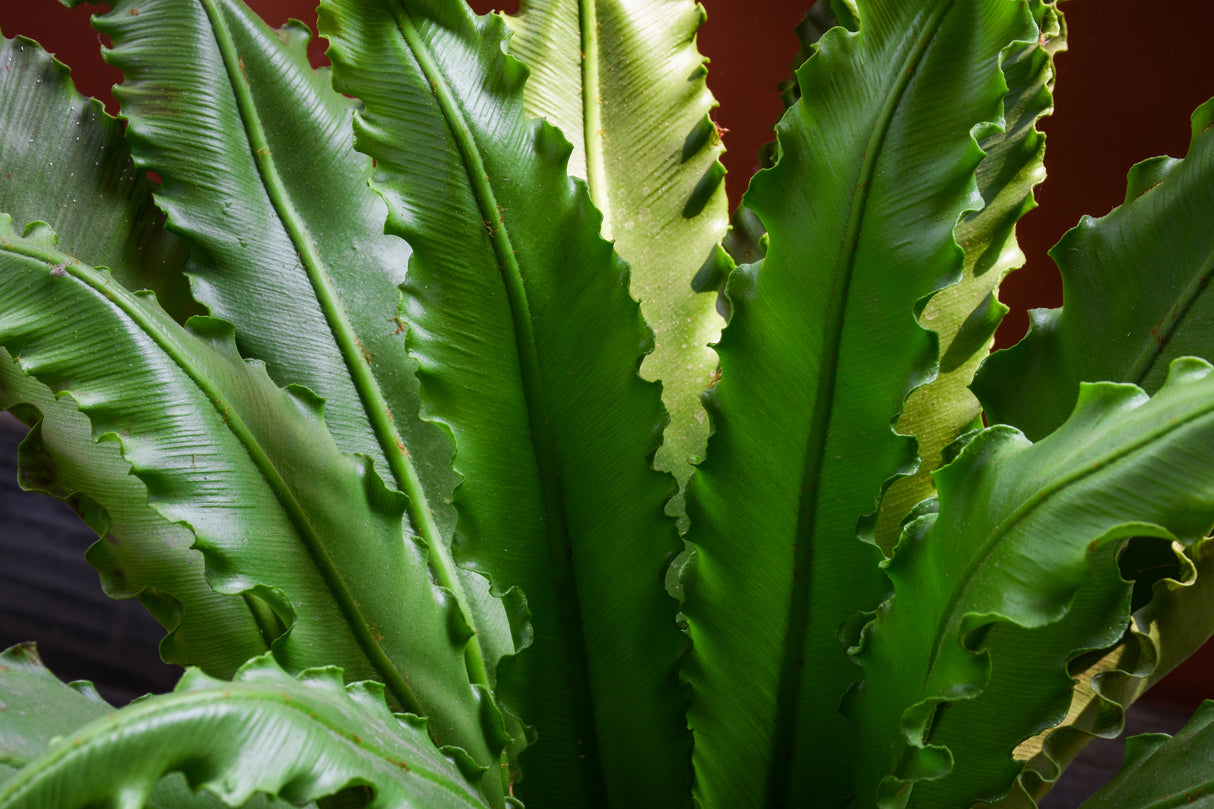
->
[[1, 1, 1212, 803]]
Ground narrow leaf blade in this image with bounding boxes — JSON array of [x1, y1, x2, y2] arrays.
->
[[506, 0, 729, 495]]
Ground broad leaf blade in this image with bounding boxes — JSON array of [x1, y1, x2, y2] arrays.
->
[[0, 652, 491, 809], [899, 535, 1135, 808], [1007, 537, 1214, 807], [0, 35, 197, 323], [71, 0, 511, 701], [680, 1, 1035, 806], [875, 0, 1063, 551], [0, 644, 111, 788], [320, 3, 689, 806], [1, 372, 270, 677], [0, 645, 273, 808], [505, 0, 729, 494], [0, 222, 505, 799], [0, 35, 266, 674], [848, 359, 1214, 809], [974, 96, 1214, 440]]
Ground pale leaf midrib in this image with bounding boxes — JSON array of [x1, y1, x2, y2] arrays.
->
[[0, 685, 477, 802], [0, 237, 426, 718], [195, 0, 493, 695]]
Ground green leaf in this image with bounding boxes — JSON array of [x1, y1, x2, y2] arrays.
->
[[320, 2, 689, 806], [0, 35, 198, 323], [0, 644, 112, 787], [504, 0, 729, 497], [0, 644, 278, 808], [0, 34, 266, 675], [847, 358, 1214, 809], [898, 535, 1135, 809], [680, 1, 1034, 806], [1077, 700, 1214, 808], [974, 95, 1214, 441], [0, 651, 492, 809], [1007, 537, 1214, 807], [71, 0, 513, 702], [0, 220, 507, 800], [1, 370, 271, 677], [875, 0, 1063, 551]]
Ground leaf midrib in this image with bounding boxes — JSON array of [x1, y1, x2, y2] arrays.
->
[[1124, 245, 1214, 386], [0, 684, 479, 802], [384, 3, 607, 799], [195, 0, 492, 691], [926, 391, 1214, 679], [1, 236, 426, 719], [764, 5, 953, 804], [579, 0, 609, 223]]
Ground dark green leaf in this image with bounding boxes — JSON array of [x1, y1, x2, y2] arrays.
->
[[681, 1, 1035, 805], [320, 2, 689, 806], [0, 219, 506, 800], [0, 34, 266, 674], [69, 0, 513, 706], [974, 96, 1214, 440], [848, 358, 1214, 809], [1078, 700, 1214, 808]]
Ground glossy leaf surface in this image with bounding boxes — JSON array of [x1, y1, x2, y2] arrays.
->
[[0, 34, 266, 674], [849, 359, 1214, 809], [681, 1, 1035, 806], [1006, 537, 1214, 807], [0, 644, 275, 809], [320, 1, 689, 806], [0, 651, 490, 809], [74, 0, 518, 692], [0, 218, 506, 799]]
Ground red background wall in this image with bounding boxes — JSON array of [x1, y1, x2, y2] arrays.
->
[[2, 0, 1213, 702]]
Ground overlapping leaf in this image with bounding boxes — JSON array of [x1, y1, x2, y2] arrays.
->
[[1005, 537, 1214, 807], [320, 2, 688, 806], [0, 367, 270, 677], [875, 0, 1063, 551], [505, 0, 729, 495], [0, 644, 277, 808], [848, 359, 1214, 809], [0, 35, 266, 674], [68, 0, 517, 700], [974, 96, 1214, 440], [0, 220, 508, 801], [0, 649, 490, 809], [680, 1, 1035, 806]]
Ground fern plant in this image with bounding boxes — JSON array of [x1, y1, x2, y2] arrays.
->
[[2, 0, 1214, 807]]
